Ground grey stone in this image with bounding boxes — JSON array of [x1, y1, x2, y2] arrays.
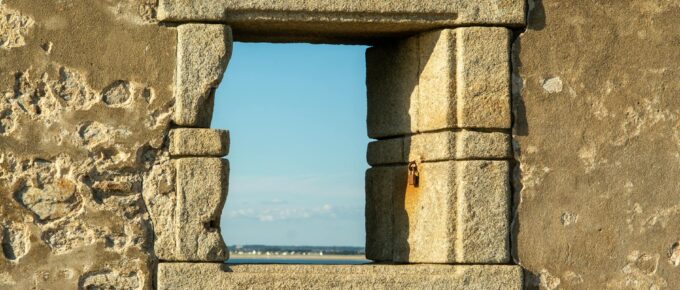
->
[[366, 138, 403, 166], [455, 161, 510, 263], [367, 131, 511, 166], [456, 27, 511, 129], [365, 167, 402, 261], [15, 179, 80, 222], [367, 28, 512, 138], [456, 130, 511, 159], [157, 0, 524, 43], [169, 128, 229, 157], [174, 158, 229, 261], [157, 263, 523, 290], [174, 24, 232, 127]]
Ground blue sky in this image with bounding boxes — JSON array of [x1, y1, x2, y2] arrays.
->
[[212, 42, 370, 247]]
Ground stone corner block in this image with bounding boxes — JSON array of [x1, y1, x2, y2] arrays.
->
[[173, 157, 229, 261], [170, 128, 230, 157], [455, 160, 511, 263], [174, 24, 233, 127], [367, 27, 512, 137], [456, 27, 512, 129]]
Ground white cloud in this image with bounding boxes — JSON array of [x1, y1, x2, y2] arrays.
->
[[224, 204, 360, 222], [230, 174, 363, 198]]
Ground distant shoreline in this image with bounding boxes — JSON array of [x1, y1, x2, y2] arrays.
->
[[229, 254, 367, 261]]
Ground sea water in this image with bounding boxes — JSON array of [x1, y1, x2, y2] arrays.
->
[[226, 258, 369, 265]]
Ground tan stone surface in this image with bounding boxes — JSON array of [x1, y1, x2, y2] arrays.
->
[[367, 28, 512, 138], [457, 130, 512, 159], [174, 158, 229, 261], [143, 153, 177, 261], [175, 24, 232, 127], [456, 161, 510, 263], [157, 263, 523, 290], [417, 29, 457, 132], [169, 128, 230, 157], [0, 0, 175, 288], [367, 161, 510, 263], [514, 1, 680, 289], [392, 161, 457, 263], [367, 131, 511, 166], [457, 27, 511, 129]]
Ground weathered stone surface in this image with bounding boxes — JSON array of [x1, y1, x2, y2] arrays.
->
[[142, 153, 177, 260], [366, 36, 419, 138], [0, 3, 34, 50], [367, 161, 510, 263], [365, 167, 401, 261], [514, 1, 680, 289], [455, 161, 510, 263], [158, 0, 524, 43], [367, 131, 511, 166], [0, 0, 175, 288], [173, 158, 229, 261], [456, 27, 511, 129], [169, 128, 229, 157], [392, 161, 456, 263], [175, 24, 232, 127], [367, 28, 512, 138], [456, 130, 512, 159], [417, 29, 457, 132], [158, 263, 523, 290]]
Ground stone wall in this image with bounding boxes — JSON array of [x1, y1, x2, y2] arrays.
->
[[514, 1, 680, 289], [0, 0, 175, 288], [2, 0, 679, 289]]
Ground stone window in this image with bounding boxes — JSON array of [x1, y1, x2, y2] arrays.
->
[[154, 0, 525, 288]]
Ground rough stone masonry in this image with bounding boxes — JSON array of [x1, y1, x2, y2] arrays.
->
[[1, 0, 678, 289]]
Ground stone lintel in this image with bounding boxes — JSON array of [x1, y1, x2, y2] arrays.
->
[[157, 0, 524, 43], [157, 263, 523, 290], [366, 160, 510, 263], [367, 130, 511, 166], [169, 128, 230, 157]]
